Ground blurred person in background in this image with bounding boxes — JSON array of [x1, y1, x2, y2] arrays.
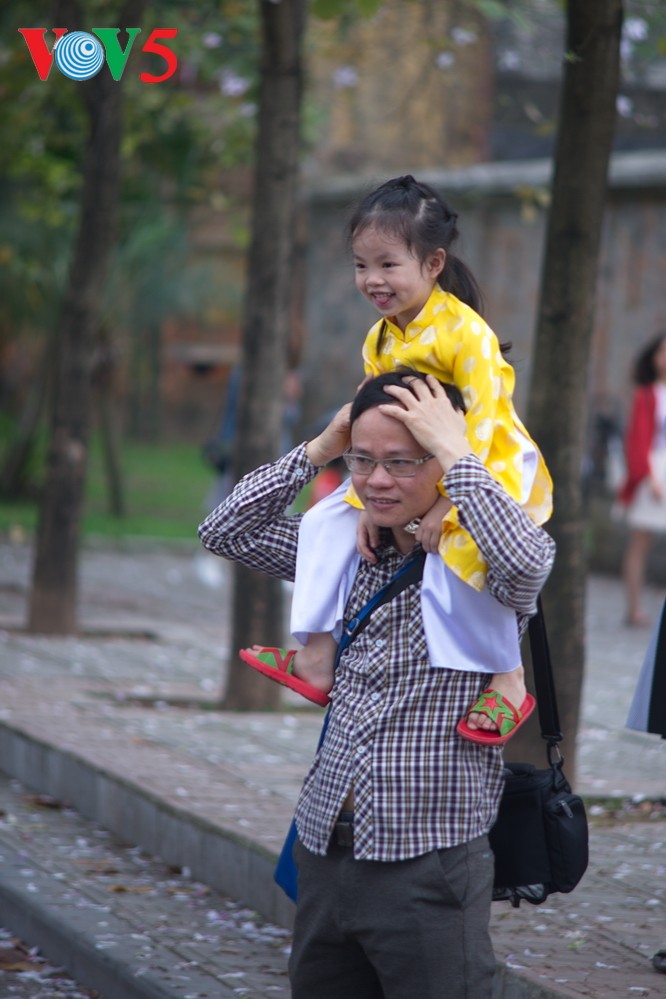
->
[[617, 332, 666, 627]]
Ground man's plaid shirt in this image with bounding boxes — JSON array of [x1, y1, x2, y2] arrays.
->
[[199, 445, 555, 861]]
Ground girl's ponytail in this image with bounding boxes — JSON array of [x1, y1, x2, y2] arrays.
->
[[438, 253, 484, 316], [440, 255, 511, 357]]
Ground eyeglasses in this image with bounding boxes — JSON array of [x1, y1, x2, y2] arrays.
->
[[343, 452, 435, 477]]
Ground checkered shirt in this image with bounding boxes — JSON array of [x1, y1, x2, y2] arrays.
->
[[199, 445, 556, 861]]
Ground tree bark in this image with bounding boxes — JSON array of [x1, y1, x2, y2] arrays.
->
[[223, 0, 306, 709], [94, 333, 126, 518], [509, 0, 623, 777], [0, 332, 55, 500], [27, 2, 147, 634]]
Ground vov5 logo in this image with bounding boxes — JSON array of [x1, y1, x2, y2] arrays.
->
[[18, 28, 178, 83]]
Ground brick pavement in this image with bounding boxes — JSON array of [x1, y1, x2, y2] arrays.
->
[[0, 540, 664, 998]]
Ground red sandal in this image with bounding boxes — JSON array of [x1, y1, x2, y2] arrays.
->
[[238, 646, 331, 707], [456, 689, 536, 746]]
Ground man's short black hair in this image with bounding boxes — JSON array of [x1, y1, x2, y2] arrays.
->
[[350, 369, 466, 425]]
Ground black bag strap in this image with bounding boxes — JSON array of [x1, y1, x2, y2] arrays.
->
[[335, 549, 427, 667], [527, 595, 563, 747]]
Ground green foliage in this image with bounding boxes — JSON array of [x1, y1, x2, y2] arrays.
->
[[0, 413, 49, 493], [311, 0, 383, 18], [0, 0, 261, 346], [623, 1, 666, 78], [0, 200, 70, 330], [0, 433, 213, 541], [84, 436, 213, 539], [309, 0, 532, 29], [470, 0, 529, 28]]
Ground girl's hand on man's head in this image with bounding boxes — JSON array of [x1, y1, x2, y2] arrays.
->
[[379, 375, 471, 472]]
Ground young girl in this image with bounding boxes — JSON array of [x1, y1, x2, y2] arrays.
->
[[240, 175, 553, 745]]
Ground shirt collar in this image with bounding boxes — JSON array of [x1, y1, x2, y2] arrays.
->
[[383, 286, 447, 342], [374, 534, 423, 562]]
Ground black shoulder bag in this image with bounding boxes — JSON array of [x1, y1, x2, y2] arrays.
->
[[489, 598, 590, 908]]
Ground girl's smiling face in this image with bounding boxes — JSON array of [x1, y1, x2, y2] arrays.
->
[[352, 224, 445, 332]]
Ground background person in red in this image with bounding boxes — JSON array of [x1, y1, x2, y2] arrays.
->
[[618, 331, 666, 626]]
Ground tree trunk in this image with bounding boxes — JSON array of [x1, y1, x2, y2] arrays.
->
[[223, 0, 306, 710], [0, 331, 54, 500], [27, 2, 146, 634], [510, 0, 623, 777], [146, 320, 162, 442], [97, 388, 126, 518]]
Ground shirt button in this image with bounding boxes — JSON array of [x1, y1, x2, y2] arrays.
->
[[375, 639, 386, 649]]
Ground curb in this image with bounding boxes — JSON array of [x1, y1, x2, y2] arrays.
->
[[0, 721, 296, 931], [0, 843, 218, 999], [0, 720, 594, 999]]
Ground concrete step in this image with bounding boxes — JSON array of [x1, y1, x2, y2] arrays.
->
[[0, 773, 291, 999]]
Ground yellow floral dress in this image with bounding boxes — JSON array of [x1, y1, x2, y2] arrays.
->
[[345, 286, 553, 591]]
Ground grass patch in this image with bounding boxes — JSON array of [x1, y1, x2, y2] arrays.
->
[[0, 435, 215, 542]]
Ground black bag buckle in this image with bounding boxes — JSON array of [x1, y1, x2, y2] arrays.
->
[[332, 819, 354, 848]]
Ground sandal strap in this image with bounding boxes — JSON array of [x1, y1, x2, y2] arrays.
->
[[255, 648, 296, 675], [469, 689, 521, 736]]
